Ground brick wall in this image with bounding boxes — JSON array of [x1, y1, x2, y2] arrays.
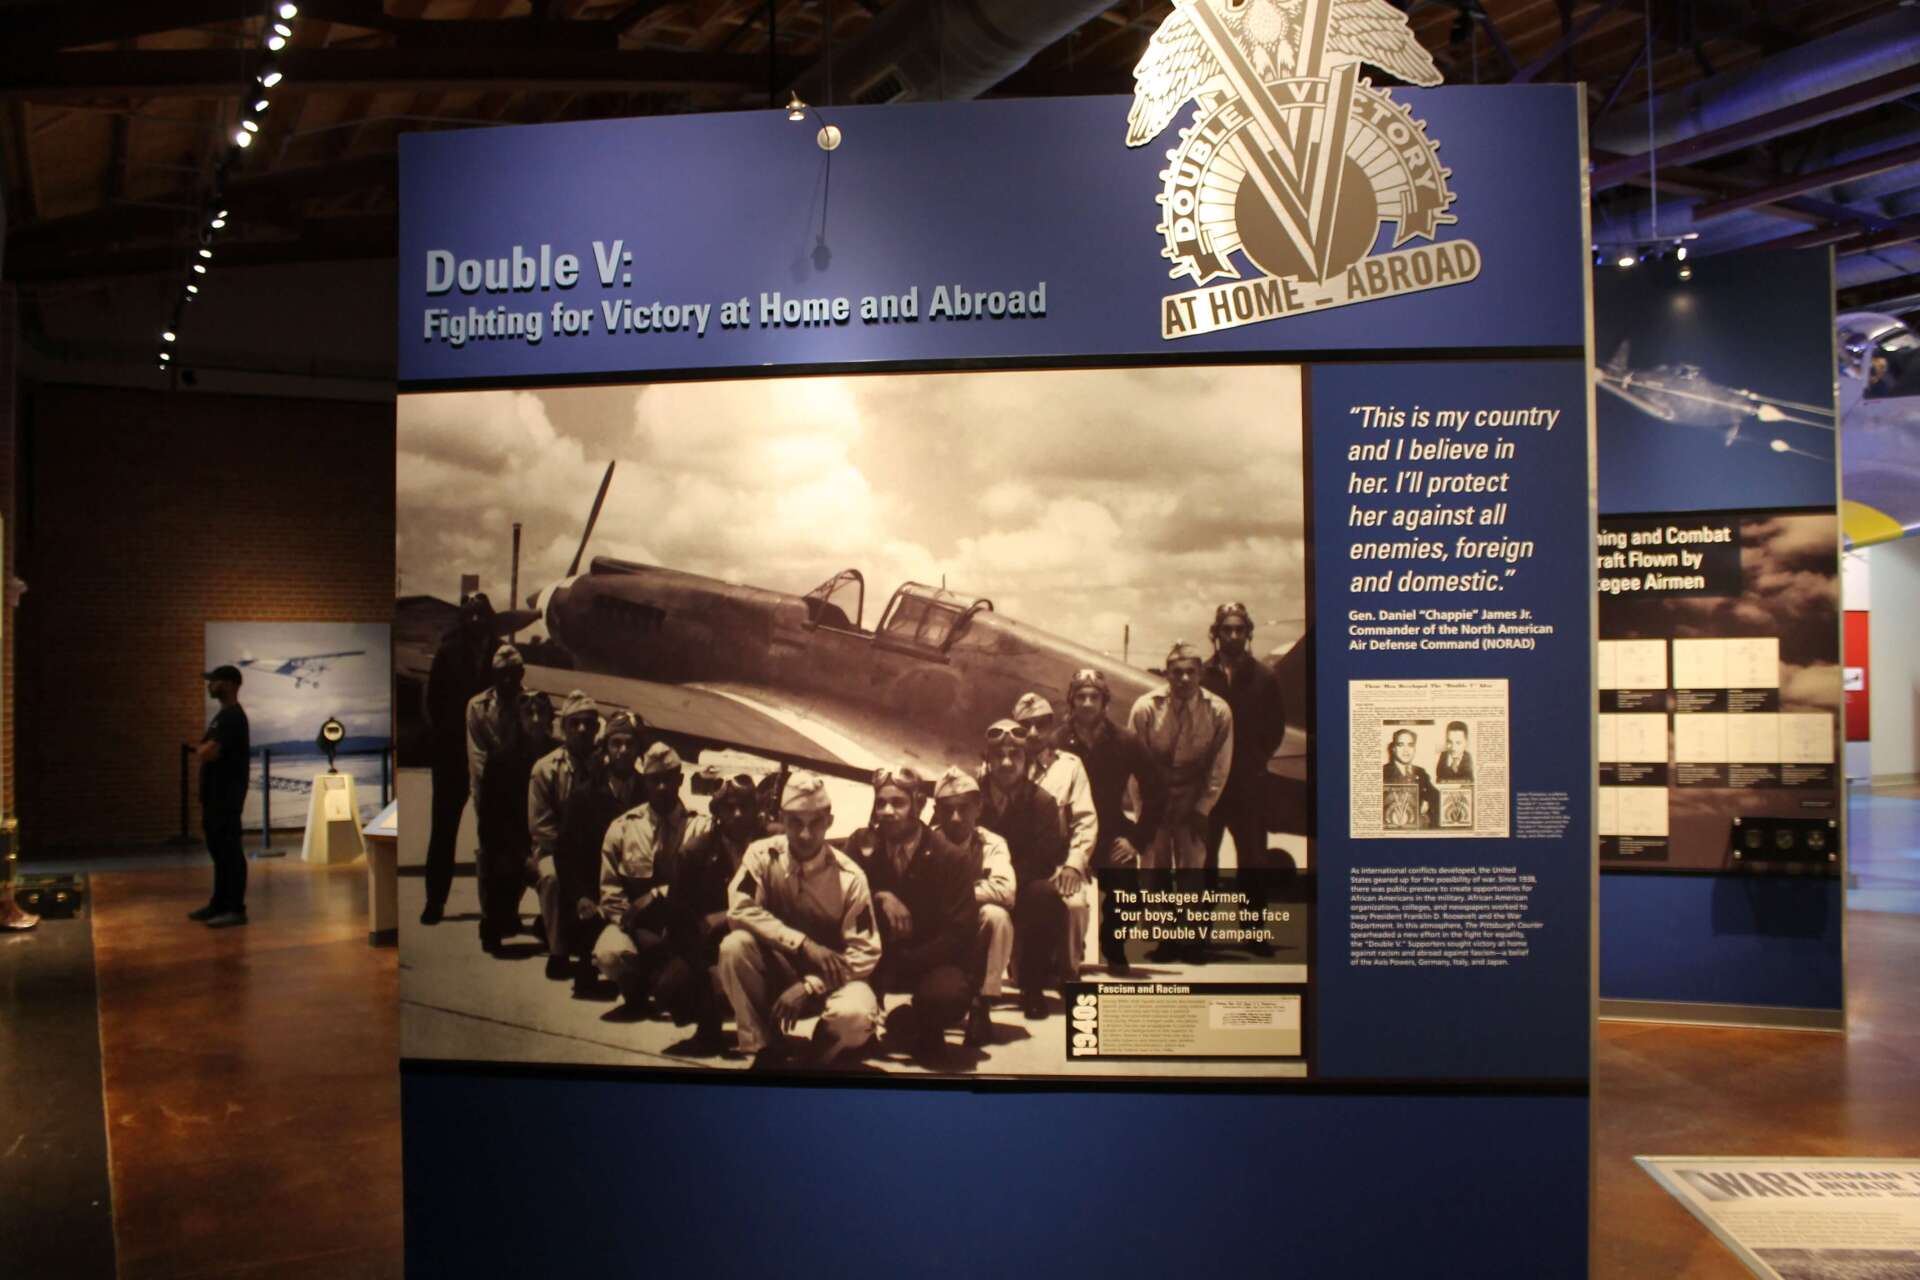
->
[[16, 383, 394, 848], [1, 288, 16, 823]]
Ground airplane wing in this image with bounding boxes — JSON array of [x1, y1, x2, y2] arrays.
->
[[520, 665, 909, 786]]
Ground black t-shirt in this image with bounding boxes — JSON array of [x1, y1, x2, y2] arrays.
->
[[200, 704, 251, 814]]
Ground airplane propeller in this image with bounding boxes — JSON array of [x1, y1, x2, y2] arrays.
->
[[566, 461, 617, 580]]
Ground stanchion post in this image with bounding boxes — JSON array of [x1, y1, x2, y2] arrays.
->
[[178, 744, 191, 843]]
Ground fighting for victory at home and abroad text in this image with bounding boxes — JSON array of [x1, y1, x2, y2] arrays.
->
[[418, 241, 1047, 347]]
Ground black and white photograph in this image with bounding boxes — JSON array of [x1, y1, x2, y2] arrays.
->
[[394, 364, 1313, 1079], [203, 621, 393, 829], [1348, 678, 1511, 837]]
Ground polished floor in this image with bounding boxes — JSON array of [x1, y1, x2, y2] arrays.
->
[[90, 859, 400, 1280], [5, 793, 1918, 1277]]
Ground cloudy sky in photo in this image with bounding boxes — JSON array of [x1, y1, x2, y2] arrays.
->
[[398, 365, 1307, 668]]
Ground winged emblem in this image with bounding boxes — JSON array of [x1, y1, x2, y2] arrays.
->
[[1127, 0, 1442, 147]]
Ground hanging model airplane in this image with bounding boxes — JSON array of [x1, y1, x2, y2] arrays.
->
[[1596, 340, 1836, 447], [1838, 312, 1920, 548], [396, 462, 1312, 839], [233, 649, 367, 690]]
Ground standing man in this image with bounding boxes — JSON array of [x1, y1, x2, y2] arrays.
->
[[530, 691, 600, 978], [546, 711, 646, 995], [853, 766, 979, 1060], [1200, 603, 1287, 876], [1130, 642, 1234, 873], [1057, 668, 1147, 974], [930, 768, 1017, 1048], [593, 743, 707, 1018], [1435, 722, 1475, 782], [979, 719, 1071, 1020], [421, 594, 497, 926], [191, 664, 251, 928], [718, 772, 880, 1070], [1012, 693, 1097, 981], [467, 644, 537, 951], [1383, 728, 1439, 828], [1201, 603, 1289, 959]]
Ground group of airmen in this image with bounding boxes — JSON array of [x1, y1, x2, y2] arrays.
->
[[418, 597, 1288, 1070]]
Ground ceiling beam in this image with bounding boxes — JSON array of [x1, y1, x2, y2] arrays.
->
[[1591, 62, 1920, 191], [1693, 138, 1920, 222], [1511, 0, 1629, 84], [0, 48, 766, 101], [6, 214, 396, 284], [0, 2, 260, 52]]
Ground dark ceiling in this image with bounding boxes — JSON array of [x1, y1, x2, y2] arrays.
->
[[2, 0, 1918, 326]]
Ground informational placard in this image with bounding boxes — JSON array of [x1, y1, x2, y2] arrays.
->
[[1641, 1157, 1920, 1279], [1595, 509, 1842, 871]]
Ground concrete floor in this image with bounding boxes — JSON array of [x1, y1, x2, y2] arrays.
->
[[7, 791, 1919, 1276]]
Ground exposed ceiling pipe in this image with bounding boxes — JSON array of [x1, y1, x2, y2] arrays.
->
[[789, 0, 1119, 106], [1591, 9, 1920, 157]]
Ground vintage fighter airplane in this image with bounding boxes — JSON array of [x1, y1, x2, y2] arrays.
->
[[1838, 312, 1920, 548], [396, 464, 1311, 842], [233, 648, 366, 689], [1596, 340, 1836, 444]]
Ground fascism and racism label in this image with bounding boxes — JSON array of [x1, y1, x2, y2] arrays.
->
[[1126, 0, 1477, 339]]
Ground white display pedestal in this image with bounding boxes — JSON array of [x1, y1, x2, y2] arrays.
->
[[364, 799, 399, 947], [301, 771, 367, 865]]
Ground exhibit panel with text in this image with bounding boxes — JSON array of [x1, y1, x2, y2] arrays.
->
[[395, 84, 1593, 1092]]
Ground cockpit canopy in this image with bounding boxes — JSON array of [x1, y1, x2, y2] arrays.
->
[[1843, 314, 1920, 401], [802, 571, 994, 653]]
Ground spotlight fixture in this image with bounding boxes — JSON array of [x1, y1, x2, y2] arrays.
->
[[1676, 245, 1687, 261], [234, 128, 253, 147], [199, 248, 214, 259], [216, 208, 229, 220], [258, 67, 283, 88], [187, 284, 199, 295], [278, 3, 299, 18], [160, 351, 172, 361], [1677, 265, 1692, 281], [253, 98, 269, 112], [193, 263, 208, 274], [267, 33, 286, 50], [1770, 439, 1789, 452], [162, 330, 177, 343], [241, 118, 259, 133], [272, 21, 292, 37], [210, 216, 227, 230], [786, 91, 807, 122], [1616, 254, 1636, 268]]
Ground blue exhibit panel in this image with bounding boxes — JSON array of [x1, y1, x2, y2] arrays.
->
[[397, 88, 1587, 385], [1601, 875, 1843, 1009], [1310, 361, 1594, 1081], [401, 1072, 1588, 1280]]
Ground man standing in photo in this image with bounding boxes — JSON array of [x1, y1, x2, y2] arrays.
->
[[530, 691, 601, 978], [421, 594, 498, 926], [191, 664, 251, 928]]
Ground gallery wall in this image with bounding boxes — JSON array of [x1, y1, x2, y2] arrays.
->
[[14, 383, 393, 847]]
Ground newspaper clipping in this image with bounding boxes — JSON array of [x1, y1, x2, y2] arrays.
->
[[1640, 1156, 1920, 1280], [1350, 679, 1509, 838]]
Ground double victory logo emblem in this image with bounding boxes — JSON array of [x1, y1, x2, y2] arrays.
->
[[1127, 0, 1481, 339]]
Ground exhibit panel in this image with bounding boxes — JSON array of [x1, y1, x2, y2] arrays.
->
[[396, 28, 1595, 1266], [1591, 251, 1845, 1022]]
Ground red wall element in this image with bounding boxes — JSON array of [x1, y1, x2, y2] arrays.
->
[[1845, 609, 1870, 742]]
